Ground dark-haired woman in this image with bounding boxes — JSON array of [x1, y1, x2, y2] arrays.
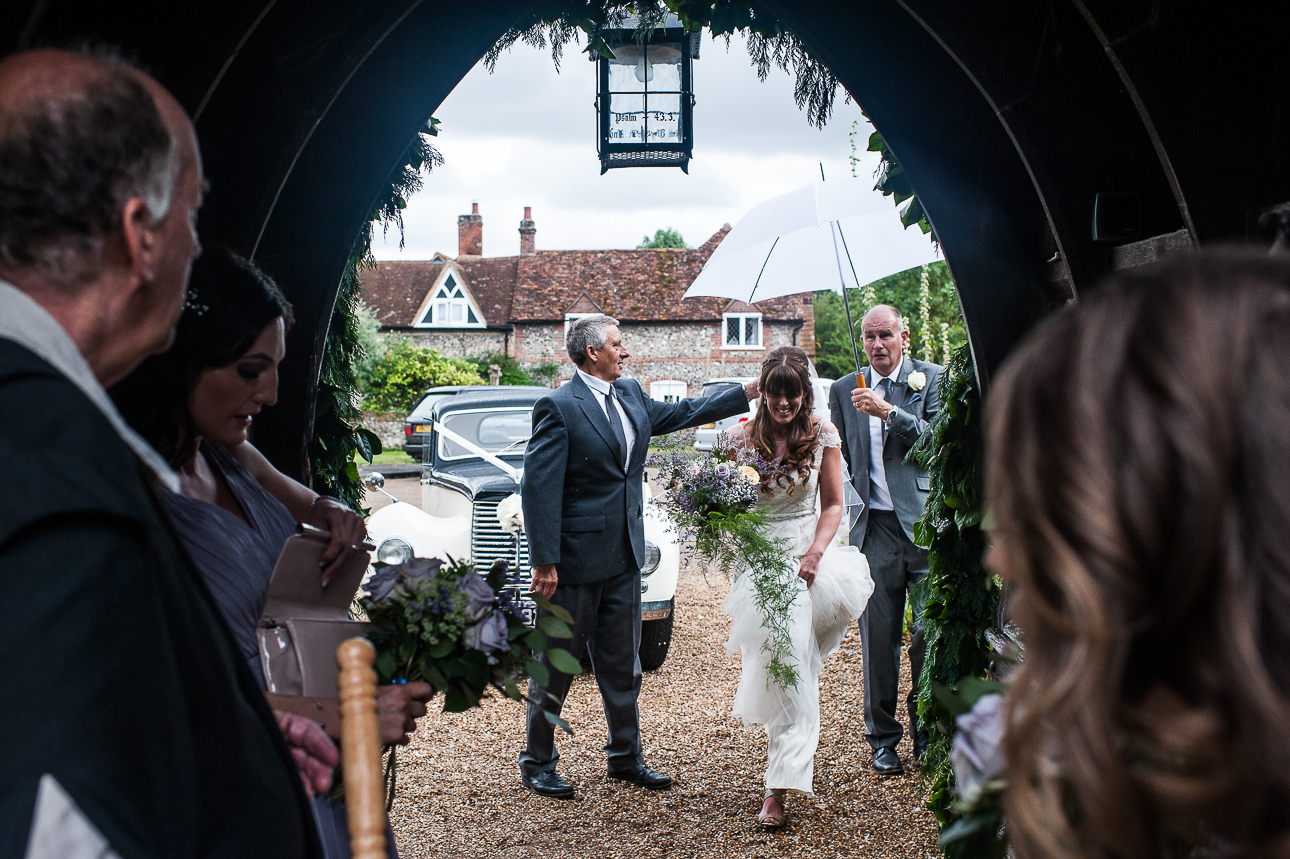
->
[[723, 346, 874, 827], [112, 247, 428, 858]]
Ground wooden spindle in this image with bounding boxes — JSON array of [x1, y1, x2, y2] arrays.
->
[[337, 638, 385, 859]]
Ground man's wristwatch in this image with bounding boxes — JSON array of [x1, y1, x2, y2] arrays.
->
[[885, 407, 897, 427]]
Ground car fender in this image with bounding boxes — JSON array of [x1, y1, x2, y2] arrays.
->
[[366, 501, 470, 563], [641, 500, 679, 604]]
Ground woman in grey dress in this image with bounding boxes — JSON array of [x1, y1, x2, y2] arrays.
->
[[112, 247, 430, 858]]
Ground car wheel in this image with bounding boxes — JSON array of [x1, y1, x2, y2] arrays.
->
[[638, 600, 675, 671]]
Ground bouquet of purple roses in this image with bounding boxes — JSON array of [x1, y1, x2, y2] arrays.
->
[[361, 555, 578, 723]]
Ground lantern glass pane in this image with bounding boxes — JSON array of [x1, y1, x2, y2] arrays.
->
[[647, 91, 682, 145], [649, 43, 682, 90], [607, 89, 645, 144]]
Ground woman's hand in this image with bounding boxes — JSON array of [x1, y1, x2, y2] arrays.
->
[[307, 496, 367, 585], [274, 709, 340, 797], [377, 682, 435, 746], [798, 550, 821, 587]]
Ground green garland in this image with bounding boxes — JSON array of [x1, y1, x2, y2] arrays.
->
[[309, 120, 443, 509], [908, 343, 1001, 859]]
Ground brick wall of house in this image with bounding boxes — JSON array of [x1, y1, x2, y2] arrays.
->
[[401, 330, 507, 356], [513, 319, 816, 395]]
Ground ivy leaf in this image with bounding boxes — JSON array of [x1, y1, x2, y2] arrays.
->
[[343, 461, 360, 482], [545, 647, 582, 676], [867, 130, 885, 152]]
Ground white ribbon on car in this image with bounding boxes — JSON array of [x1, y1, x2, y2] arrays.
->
[[433, 421, 523, 483]]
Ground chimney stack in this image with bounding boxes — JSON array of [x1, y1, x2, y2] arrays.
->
[[458, 201, 483, 256], [519, 206, 536, 256]]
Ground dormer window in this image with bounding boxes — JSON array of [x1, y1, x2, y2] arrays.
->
[[722, 311, 762, 349], [415, 272, 485, 328]]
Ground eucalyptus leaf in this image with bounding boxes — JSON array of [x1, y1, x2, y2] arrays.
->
[[537, 616, 573, 639], [530, 592, 574, 625], [428, 638, 455, 659], [525, 629, 548, 651], [525, 659, 549, 687], [545, 647, 582, 676], [542, 708, 573, 736]]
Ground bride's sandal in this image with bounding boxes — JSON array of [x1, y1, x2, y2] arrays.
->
[[757, 794, 787, 828]]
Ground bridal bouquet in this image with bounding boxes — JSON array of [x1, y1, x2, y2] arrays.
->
[[648, 434, 801, 689], [361, 555, 578, 726]]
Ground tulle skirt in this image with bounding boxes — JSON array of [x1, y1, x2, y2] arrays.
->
[[722, 542, 873, 794]]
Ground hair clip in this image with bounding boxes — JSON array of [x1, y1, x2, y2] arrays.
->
[[183, 289, 209, 316]]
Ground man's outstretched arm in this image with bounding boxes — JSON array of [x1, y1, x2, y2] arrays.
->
[[643, 378, 759, 436]]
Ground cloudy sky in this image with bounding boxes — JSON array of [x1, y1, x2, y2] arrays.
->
[[370, 33, 890, 260]]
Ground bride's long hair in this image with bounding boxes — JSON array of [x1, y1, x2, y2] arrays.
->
[[746, 346, 817, 491]]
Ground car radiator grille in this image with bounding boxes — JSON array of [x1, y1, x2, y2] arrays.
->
[[471, 496, 531, 591]]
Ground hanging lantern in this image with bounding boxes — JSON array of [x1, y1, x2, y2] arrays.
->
[[595, 19, 698, 174]]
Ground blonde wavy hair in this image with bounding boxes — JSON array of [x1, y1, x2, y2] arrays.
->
[[986, 250, 1290, 859]]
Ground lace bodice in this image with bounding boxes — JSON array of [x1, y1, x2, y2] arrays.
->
[[753, 422, 841, 555]]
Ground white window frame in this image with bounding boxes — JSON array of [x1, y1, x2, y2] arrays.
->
[[649, 379, 688, 404], [721, 312, 763, 349], [414, 272, 485, 328], [563, 312, 600, 341]]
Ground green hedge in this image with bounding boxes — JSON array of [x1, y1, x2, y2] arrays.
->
[[362, 339, 483, 413]]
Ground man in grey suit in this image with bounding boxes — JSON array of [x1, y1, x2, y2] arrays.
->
[[828, 305, 942, 776], [519, 315, 758, 798]]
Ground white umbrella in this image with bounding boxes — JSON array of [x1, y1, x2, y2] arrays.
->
[[684, 178, 941, 373]]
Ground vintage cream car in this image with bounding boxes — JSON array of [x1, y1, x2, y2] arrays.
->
[[365, 387, 681, 670]]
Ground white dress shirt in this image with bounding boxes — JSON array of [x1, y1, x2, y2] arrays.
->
[[577, 368, 635, 470], [866, 364, 901, 512]]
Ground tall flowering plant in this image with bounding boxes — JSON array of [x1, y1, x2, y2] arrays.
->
[[648, 433, 801, 690], [361, 555, 578, 725]]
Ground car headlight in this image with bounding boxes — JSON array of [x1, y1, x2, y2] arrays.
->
[[376, 538, 414, 565], [641, 540, 661, 575]]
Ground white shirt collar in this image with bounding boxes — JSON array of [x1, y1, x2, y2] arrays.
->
[[871, 358, 904, 386], [576, 368, 614, 397], [0, 280, 180, 492]]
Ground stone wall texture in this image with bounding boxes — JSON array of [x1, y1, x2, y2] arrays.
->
[[403, 330, 507, 356], [362, 412, 405, 450]]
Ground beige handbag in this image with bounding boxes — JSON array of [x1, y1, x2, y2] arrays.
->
[[258, 526, 373, 700]]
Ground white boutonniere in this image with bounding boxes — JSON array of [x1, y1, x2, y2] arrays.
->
[[496, 493, 525, 535], [907, 371, 927, 392]]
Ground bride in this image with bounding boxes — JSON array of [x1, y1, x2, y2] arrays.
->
[[723, 346, 874, 828]]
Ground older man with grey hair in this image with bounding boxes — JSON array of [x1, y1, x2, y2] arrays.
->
[[0, 49, 325, 856], [518, 315, 758, 798]]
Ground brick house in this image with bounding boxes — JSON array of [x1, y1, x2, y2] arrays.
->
[[360, 203, 815, 400]]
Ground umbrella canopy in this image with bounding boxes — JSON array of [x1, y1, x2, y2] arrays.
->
[[684, 179, 941, 304]]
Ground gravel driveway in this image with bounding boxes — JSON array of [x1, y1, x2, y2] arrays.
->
[[372, 483, 939, 859]]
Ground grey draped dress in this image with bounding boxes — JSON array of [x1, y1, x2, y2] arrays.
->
[[157, 440, 398, 859]]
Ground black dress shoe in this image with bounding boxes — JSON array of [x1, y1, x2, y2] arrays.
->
[[521, 770, 575, 798], [608, 763, 673, 790], [912, 728, 930, 762], [872, 746, 903, 775]]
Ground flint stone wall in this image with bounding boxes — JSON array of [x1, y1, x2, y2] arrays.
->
[[401, 329, 506, 356], [361, 412, 405, 450], [513, 320, 810, 396]]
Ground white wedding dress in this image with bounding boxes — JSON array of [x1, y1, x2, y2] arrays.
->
[[722, 421, 874, 796]]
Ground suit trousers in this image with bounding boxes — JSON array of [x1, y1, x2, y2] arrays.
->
[[519, 564, 644, 777], [858, 509, 929, 751]]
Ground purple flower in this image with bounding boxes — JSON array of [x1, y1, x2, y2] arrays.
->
[[951, 693, 1006, 806], [399, 557, 442, 590], [458, 571, 497, 621], [364, 566, 402, 603], [463, 610, 509, 654]]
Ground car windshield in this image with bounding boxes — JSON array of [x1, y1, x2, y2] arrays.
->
[[699, 381, 740, 399], [438, 408, 532, 460]]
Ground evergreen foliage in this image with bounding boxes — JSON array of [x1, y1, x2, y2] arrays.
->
[[907, 343, 1001, 859], [638, 227, 687, 248], [813, 262, 966, 379], [362, 338, 483, 413], [485, 1, 846, 129]]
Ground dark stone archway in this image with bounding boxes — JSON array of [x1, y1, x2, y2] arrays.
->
[[5, 1, 1285, 478]]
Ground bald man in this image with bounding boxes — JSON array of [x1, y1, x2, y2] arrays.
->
[[0, 50, 324, 857], [828, 305, 942, 777]]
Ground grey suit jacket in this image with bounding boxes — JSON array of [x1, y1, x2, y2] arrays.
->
[[522, 374, 750, 585], [828, 356, 942, 545]]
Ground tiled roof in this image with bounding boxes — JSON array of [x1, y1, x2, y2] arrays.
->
[[359, 227, 811, 327]]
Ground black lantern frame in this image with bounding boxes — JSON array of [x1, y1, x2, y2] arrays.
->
[[595, 27, 697, 174]]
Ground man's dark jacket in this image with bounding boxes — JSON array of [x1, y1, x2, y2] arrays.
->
[[0, 342, 322, 858], [521, 374, 750, 584]]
